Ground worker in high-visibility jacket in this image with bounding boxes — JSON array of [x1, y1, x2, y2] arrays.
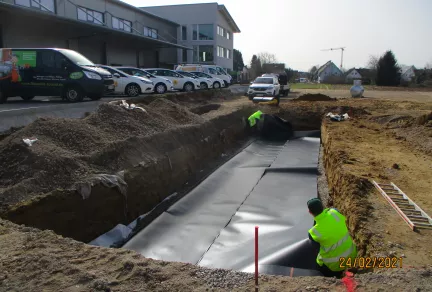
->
[[307, 198, 357, 277], [248, 110, 263, 127]]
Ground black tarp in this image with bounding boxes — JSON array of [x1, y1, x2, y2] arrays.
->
[[121, 131, 322, 277]]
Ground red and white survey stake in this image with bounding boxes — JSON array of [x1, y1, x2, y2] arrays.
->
[[255, 226, 259, 292]]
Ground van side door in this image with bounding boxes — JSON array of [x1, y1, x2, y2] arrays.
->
[[30, 50, 68, 96]]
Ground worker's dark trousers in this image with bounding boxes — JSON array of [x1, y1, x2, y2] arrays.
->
[[316, 263, 344, 278]]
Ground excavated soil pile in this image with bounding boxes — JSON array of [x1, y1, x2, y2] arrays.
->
[[296, 93, 336, 101], [0, 101, 203, 206], [0, 97, 253, 241]]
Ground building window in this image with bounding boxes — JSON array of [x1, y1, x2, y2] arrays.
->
[[182, 26, 187, 41], [217, 46, 225, 58], [226, 49, 230, 59], [15, 0, 55, 12], [217, 26, 225, 37], [182, 49, 187, 63], [144, 27, 158, 39], [192, 24, 214, 40], [198, 45, 214, 62], [226, 31, 230, 40], [77, 7, 104, 25], [193, 46, 198, 62], [112, 17, 132, 32]]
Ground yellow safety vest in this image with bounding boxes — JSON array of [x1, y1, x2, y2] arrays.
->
[[248, 111, 263, 127], [308, 208, 357, 271]]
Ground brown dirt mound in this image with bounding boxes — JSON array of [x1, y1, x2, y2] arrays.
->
[[329, 106, 371, 116], [190, 104, 222, 115], [370, 114, 415, 127], [149, 98, 205, 124], [296, 93, 336, 101], [0, 99, 206, 208]]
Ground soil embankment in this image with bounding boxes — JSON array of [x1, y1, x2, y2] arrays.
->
[[0, 90, 254, 242]]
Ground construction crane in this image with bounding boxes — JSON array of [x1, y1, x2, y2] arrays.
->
[[321, 47, 346, 69]]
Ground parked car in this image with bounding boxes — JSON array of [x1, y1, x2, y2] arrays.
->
[[175, 64, 232, 87], [97, 65, 154, 97], [247, 76, 281, 99], [174, 70, 213, 90], [144, 68, 200, 92], [188, 71, 225, 89], [115, 67, 175, 94], [0, 48, 114, 103]]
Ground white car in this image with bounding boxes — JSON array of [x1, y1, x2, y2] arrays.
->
[[175, 64, 231, 87], [98, 65, 154, 97], [144, 68, 200, 92], [175, 71, 213, 90], [189, 71, 225, 89], [115, 67, 175, 94], [247, 76, 280, 98]]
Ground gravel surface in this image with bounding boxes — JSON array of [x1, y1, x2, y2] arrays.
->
[[193, 268, 254, 290]]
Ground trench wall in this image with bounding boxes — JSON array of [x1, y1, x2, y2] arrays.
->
[[5, 107, 253, 242], [321, 120, 373, 256]]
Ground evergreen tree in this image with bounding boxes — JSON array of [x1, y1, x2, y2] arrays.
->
[[250, 55, 262, 78], [233, 49, 244, 71], [376, 50, 401, 86]]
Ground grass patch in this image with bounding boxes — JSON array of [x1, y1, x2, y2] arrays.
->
[[290, 83, 333, 90]]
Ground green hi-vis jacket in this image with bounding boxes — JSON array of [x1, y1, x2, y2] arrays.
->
[[248, 110, 263, 127], [308, 208, 358, 271]]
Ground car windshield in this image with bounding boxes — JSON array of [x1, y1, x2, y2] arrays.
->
[[195, 72, 212, 78], [254, 77, 273, 84], [177, 71, 195, 78], [133, 69, 156, 78], [58, 49, 94, 66], [216, 67, 227, 75]]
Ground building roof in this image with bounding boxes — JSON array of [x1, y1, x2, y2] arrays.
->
[[140, 3, 240, 33], [108, 0, 180, 26], [346, 68, 374, 78], [0, 1, 190, 50], [400, 65, 416, 74], [218, 4, 241, 33], [315, 61, 343, 77]]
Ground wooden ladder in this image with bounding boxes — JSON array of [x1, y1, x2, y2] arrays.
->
[[372, 181, 432, 231]]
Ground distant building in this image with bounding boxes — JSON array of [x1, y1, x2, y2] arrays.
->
[[400, 65, 416, 82], [262, 63, 285, 74], [315, 61, 343, 82], [345, 68, 374, 84], [141, 3, 240, 71]]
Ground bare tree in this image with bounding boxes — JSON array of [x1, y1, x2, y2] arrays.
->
[[367, 54, 379, 70], [257, 52, 278, 64]]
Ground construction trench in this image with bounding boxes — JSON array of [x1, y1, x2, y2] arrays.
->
[[1, 89, 432, 291]]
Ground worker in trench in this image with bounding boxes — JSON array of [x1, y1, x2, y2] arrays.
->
[[307, 198, 358, 277], [247, 110, 293, 140]]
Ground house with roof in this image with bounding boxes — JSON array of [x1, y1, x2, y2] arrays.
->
[[345, 68, 374, 84], [315, 61, 343, 83], [400, 65, 416, 82]]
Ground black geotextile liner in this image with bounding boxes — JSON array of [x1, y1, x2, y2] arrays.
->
[[120, 131, 323, 277]]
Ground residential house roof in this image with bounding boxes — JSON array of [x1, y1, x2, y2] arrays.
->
[[400, 65, 416, 75], [316, 61, 342, 76], [346, 68, 374, 78]]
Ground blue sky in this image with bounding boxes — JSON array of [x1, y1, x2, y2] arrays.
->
[[122, 0, 432, 71]]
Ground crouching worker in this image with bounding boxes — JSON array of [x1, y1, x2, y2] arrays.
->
[[247, 110, 264, 132], [307, 198, 357, 278]]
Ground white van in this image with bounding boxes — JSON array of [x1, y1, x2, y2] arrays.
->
[[175, 64, 232, 87]]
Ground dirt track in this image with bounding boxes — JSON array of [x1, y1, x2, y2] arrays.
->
[[1, 89, 432, 291]]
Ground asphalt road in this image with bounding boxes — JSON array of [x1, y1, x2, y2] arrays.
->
[[0, 86, 249, 133]]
